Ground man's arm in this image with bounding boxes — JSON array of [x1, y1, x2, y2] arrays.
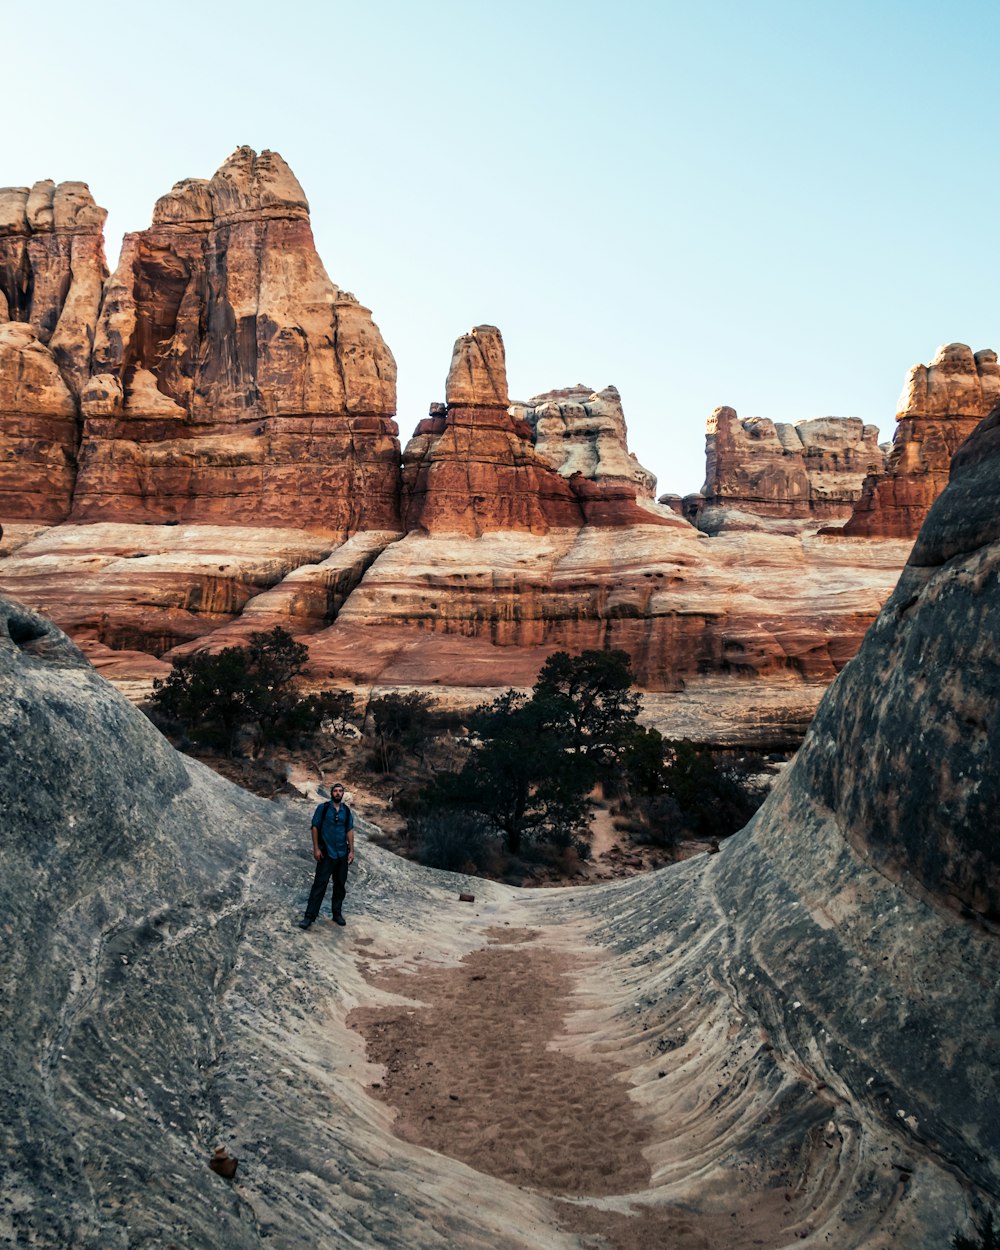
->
[[347, 824, 355, 865], [311, 824, 323, 861]]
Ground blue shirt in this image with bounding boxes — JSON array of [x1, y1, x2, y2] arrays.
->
[[312, 801, 353, 859]]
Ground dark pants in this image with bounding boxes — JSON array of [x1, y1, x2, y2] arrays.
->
[[305, 854, 349, 920]]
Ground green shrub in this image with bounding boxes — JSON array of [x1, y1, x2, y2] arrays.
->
[[147, 627, 356, 757], [412, 811, 493, 873]]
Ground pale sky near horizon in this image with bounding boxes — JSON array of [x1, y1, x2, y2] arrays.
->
[[6, 0, 997, 495]]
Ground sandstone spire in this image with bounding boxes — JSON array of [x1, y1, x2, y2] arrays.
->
[[0, 179, 108, 520], [444, 324, 509, 407], [71, 146, 400, 530], [841, 343, 998, 538]]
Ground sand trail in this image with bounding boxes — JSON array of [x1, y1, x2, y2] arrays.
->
[[346, 911, 795, 1250]]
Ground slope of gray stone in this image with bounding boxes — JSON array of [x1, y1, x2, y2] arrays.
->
[[2, 379, 999, 1250]]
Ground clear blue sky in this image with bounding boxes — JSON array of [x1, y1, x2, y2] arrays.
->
[[6, 0, 996, 494]]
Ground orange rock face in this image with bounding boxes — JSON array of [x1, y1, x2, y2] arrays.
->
[[402, 327, 682, 536], [699, 406, 886, 528], [402, 327, 584, 535], [0, 181, 108, 521], [69, 148, 399, 531], [839, 343, 1000, 539]]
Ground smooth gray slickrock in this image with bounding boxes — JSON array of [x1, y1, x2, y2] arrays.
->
[[531, 404, 1000, 1242], [1, 399, 998, 1248], [0, 596, 569, 1250]]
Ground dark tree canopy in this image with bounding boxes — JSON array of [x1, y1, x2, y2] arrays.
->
[[423, 651, 650, 854], [368, 691, 437, 772], [532, 649, 643, 762], [148, 627, 355, 756]]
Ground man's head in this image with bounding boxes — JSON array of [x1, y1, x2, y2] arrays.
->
[[331, 783, 345, 800]]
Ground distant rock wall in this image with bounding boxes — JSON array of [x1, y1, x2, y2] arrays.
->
[[699, 406, 886, 527], [0, 181, 108, 520], [511, 384, 657, 499], [840, 343, 999, 538]]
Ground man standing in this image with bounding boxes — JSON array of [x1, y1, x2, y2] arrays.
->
[[298, 783, 354, 928]]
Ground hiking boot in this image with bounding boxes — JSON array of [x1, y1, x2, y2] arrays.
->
[[332, 913, 346, 927], [297, 917, 314, 929]]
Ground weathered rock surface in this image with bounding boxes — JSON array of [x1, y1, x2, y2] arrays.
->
[[0, 151, 400, 533], [0, 515, 911, 746], [698, 406, 886, 532], [402, 326, 584, 535], [402, 327, 683, 537], [0, 181, 108, 520], [511, 384, 657, 498], [2, 399, 996, 1249], [0, 154, 971, 744], [0, 523, 388, 668], [305, 523, 912, 708], [840, 343, 999, 538], [68, 147, 400, 530]]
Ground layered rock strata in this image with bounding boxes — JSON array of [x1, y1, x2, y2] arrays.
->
[[697, 406, 886, 533], [3, 393, 997, 1250], [511, 384, 657, 498], [402, 327, 680, 536], [0, 523, 381, 668], [306, 523, 912, 704], [70, 147, 399, 530], [402, 326, 583, 535], [0, 181, 108, 520], [840, 343, 1000, 539]]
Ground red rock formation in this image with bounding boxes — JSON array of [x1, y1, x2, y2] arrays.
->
[[402, 326, 584, 535], [839, 343, 999, 539], [700, 406, 886, 528], [306, 522, 913, 715], [511, 385, 657, 499], [0, 181, 108, 520], [71, 147, 400, 532], [402, 329, 682, 536]]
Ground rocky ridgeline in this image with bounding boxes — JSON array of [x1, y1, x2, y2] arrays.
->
[[0, 401, 996, 1245], [401, 326, 678, 536], [0, 148, 991, 724]]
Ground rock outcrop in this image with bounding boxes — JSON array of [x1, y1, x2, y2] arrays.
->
[[0, 150, 400, 533], [0, 181, 108, 520], [697, 406, 886, 532], [70, 147, 399, 530], [511, 384, 657, 498], [840, 343, 999, 538], [401, 326, 583, 535], [402, 328, 680, 536], [305, 522, 911, 712], [2, 394, 997, 1247]]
